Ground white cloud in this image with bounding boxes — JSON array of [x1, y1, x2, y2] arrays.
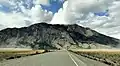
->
[[1, 0, 120, 40], [98, 1, 120, 39], [30, 5, 53, 24], [51, 0, 120, 39], [0, 0, 53, 29], [65, 0, 114, 23], [51, 0, 114, 24], [0, 12, 28, 28], [33, 0, 49, 5], [0, 24, 6, 30], [82, 1, 120, 39], [50, 1, 68, 24]]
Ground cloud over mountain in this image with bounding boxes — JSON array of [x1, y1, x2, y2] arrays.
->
[[0, 0, 53, 29], [0, 0, 120, 39], [51, 0, 120, 39]]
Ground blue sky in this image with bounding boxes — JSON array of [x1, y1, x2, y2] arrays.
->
[[0, 5, 11, 12], [41, 0, 109, 16], [94, 10, 109, 16], [0, 0, 64, 14], [0, 0, 109, 16], [41, 0, 64, 14], [0, 0, 120, 39]]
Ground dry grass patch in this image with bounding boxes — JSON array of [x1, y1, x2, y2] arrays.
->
[[0, 48, 45, 61], [70, 49, 120, 66]]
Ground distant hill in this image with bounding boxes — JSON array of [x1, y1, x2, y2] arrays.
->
[[0, 23, 120, 49]]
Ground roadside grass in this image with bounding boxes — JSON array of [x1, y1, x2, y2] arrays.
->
[[70, 49, 120, 66], [0, 49, 45, 62]]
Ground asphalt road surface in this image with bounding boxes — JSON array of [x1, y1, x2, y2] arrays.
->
[[0, 50, 108, 66]]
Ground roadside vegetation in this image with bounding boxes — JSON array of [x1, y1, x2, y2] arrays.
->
[[70, 49, 120, 66], [0, 49, 45, 62]]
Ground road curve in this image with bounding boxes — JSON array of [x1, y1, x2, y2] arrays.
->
[[0, 50, 108, 66]]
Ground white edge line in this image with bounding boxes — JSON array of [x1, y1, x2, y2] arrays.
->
[[67, 51, 79, 66], [70, 53, 87, 66]]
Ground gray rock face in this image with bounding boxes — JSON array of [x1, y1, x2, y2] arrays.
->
[[0, 23, 119, 49]]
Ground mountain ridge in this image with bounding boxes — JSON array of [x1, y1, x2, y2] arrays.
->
[[0, 23, 120, 49]]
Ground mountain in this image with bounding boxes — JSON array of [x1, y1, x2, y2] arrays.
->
[[0, 23, 120, 49]]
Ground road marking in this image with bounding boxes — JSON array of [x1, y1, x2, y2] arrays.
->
[[71, 53, 87, 66], [67, 51, 79, 66]]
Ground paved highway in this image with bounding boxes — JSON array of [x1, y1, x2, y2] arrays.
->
[[0, 50, 108, 66]]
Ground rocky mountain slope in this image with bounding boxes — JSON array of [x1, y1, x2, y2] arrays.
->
[[0, 23, 120, 49]]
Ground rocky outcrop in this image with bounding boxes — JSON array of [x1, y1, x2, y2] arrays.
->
[[0, 23, 119, 49]]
